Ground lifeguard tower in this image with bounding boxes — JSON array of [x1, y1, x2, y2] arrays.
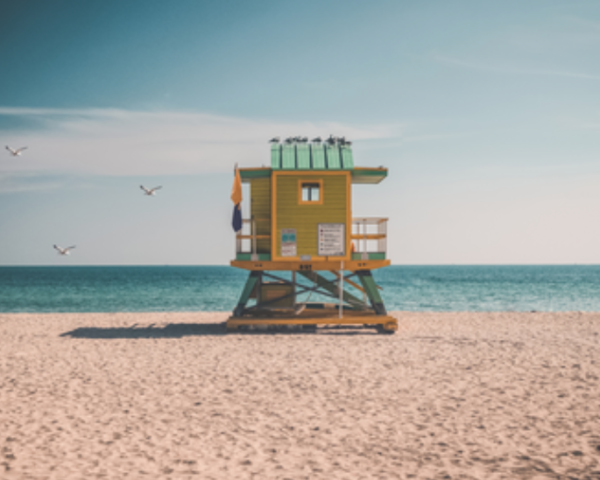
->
[[227, 136, 397, 333]]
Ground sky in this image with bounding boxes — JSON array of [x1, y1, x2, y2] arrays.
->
[[1, 0, 599, 265]]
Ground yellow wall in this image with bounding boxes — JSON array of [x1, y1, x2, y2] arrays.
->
[[273, 172, 350, 259], [250, 177, 271, 253]]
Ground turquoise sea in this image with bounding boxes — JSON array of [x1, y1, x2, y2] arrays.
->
[[1, 265, 599, 313]]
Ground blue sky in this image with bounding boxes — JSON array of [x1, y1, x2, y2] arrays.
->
[[1, 0, 599, 265]]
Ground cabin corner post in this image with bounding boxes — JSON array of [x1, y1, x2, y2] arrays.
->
[[233, 271, 261, 317], [356, 270, 387, 315]]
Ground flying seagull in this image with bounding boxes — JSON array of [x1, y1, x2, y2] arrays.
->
[[54, 245, 76, 255], [140, 185, 162, 196], [269, 137, 280, 143], [5, 146, 27, 157]]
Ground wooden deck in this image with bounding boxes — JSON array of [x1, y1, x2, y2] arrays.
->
[[226, 308, 397, 333], [230, 258, 391, 272]]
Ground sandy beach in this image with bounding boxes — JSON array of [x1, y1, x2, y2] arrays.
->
[[1, 311, 599, 479]]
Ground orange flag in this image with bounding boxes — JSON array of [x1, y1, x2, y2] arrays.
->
[[231, 167, 242, 205]]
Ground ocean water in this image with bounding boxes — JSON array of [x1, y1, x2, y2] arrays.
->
[[0, 265, 599, 313]]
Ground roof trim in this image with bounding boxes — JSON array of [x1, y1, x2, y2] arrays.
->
[[239, 168, 271, 182], [351, 167, 388, 184]]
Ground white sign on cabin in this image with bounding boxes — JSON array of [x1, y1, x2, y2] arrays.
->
[[281, 229, 297, 257], [318, 223, 345, 256]]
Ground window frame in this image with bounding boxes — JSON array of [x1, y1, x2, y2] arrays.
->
[[298, 179, 324, 205]]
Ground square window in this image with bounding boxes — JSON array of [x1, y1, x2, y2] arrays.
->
[[298, 179, 323, 205], [301, 183, 320, 202]]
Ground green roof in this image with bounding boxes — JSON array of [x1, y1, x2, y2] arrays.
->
[[271, 143, 354, 170]]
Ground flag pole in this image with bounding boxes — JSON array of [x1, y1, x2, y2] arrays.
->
[[339, 261, 344, 319]]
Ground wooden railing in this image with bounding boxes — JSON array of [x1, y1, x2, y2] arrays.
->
[[236, 217, 387, 260], [351, 217, 388, 259], [236, 219, 270, 260]]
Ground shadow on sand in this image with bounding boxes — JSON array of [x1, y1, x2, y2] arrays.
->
[[60, 322, 228, 339], [60, 323, 381, 339]]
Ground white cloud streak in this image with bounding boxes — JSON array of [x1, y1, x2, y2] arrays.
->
[[0, 172, 67, 194], [0, 107, 403, 178], [567, 17, 600, 32], [434, 55, 600, 80]]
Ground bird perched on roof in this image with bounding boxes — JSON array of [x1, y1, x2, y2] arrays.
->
[[284, 137, 294, 144], [326, 135, 336, 145], [140, 185, 162, 196], [338, 136, 346, 145], [269, 137, 280, 143], [311, 137, 322, 143], [54, 245, 76, 256], [300, 137, 308, 143], [5, 146, 27, 157], [293, 136, 302, 142]]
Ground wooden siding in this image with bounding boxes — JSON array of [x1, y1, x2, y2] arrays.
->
[[275, 173, 348, 257], [250, 177, 271, 253]]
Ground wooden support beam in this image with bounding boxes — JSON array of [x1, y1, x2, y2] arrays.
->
[[298, 271, 366, 308], [329, 270, 365, 294]]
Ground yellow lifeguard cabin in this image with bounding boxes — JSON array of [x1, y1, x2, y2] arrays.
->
[[228, 137, 397, 333]]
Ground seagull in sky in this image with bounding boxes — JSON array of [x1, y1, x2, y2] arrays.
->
[[140, 185, 162, 196], [54, 245, 76, 256], [5, 146, 27, 157]]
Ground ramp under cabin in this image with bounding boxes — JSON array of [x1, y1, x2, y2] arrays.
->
[[228, 136, 396, 333]]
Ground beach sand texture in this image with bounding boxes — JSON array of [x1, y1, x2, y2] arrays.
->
[[1, 311, 599, 479]]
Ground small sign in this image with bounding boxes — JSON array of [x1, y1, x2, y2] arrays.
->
[[318, 223, 345, 256], [281, 229, 297, 257]]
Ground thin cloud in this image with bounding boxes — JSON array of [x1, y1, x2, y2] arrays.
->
[[0, 172, 67, 194], [567, 17, 600, 32], [0, 107, 404, 177], [565, 121, 600, 131], [555, 115, 600, 131], [434, 55, 600, 80]]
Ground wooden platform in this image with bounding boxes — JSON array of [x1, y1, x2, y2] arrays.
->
[[226, 308, 397, 333], [230, 259, 391, 272]]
